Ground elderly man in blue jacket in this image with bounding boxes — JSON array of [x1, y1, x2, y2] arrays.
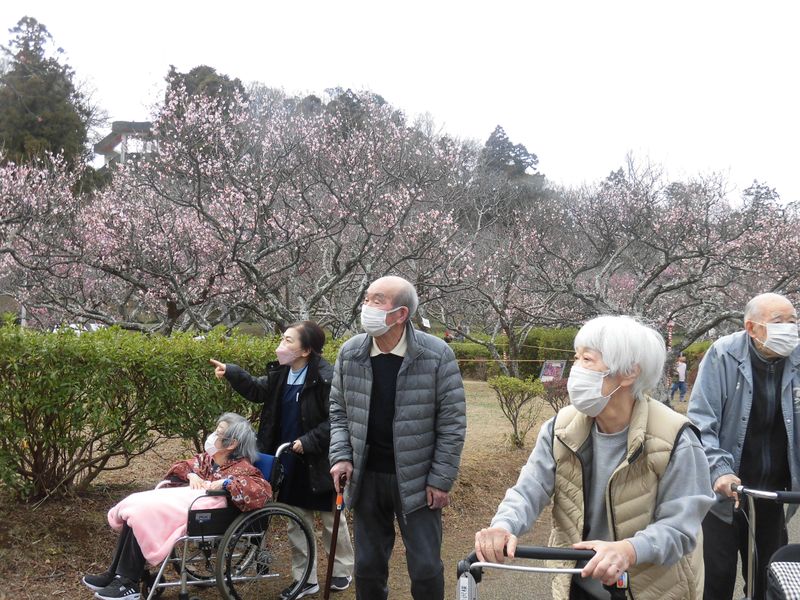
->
[[329, 275, 466, 600], [688, 292, 800, 600]]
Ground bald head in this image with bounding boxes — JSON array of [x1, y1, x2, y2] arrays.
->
[[744, 293, 796, 324], [370, 276, 419, 318], [743, 293, 798, 358]]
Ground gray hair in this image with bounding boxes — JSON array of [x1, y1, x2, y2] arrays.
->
[[744, 292, 793, 323], [574, 315, 666, 401], [390, 276, 419, 318], [217, 412, 259, 463]]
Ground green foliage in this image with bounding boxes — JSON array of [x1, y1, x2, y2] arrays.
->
[[449, 341, 495, 380], [487, 375, 545, 448], [682, 340, 712, 385], [0, 323, 278, 501], [0, 17, 91, 166], [517, 328, 577, 379], [166, 65, 245, 101], [682, 340, 711, 367]]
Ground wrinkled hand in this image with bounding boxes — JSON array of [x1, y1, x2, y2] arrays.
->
[[187, 473, 205, 490], [209, 359, 226, 379], [573, 539, 635, 587], [292, 440, 304, 454], [714, 473, 741, 509], [204, 479, 225, 491], [475, 527, 517, 563], [330, 461, 352, 493], [426, 485, 449, 509]]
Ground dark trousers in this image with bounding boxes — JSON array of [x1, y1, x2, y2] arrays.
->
[[353, 470, 444, 600], [702, 500, 787, 600], [107, 523, 147, 582]]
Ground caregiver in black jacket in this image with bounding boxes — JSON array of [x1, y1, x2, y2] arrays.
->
[[210, 320, 354, 597]]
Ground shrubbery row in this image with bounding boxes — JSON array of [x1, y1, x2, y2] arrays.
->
[[0, 321, 707, 501], [0, 322, 344, 501]]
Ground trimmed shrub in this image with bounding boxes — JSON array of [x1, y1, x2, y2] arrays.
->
[[487, 375, 545, 448], [0, 324, 279, 501], [542, 378, 570, 415], [518, 328, 577, 379], [450, 341, 496, 380]]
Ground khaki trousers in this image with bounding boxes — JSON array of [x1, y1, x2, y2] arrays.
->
[[287, 507, 355, 585]]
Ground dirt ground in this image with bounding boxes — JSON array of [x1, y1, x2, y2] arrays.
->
[[0, 380, 542, 600]]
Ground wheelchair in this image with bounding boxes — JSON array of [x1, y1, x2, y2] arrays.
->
[[141, 442, 316, 600]]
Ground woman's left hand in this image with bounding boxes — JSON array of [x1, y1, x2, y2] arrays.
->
[[572, 539, 636, 586], [291, 440, 304, 454], [204, 479, 226, 491]]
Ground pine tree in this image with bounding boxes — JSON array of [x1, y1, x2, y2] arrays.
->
[[0, 17, 91, 166]]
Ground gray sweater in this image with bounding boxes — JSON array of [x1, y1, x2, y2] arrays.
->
[[491, 417, 714, 573]]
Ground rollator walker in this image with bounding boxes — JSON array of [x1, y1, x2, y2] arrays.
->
[[456, 545, 629, 599], [733, 484, 800, 600]]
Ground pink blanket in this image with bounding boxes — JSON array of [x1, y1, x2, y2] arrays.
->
[[108, 486, 227, 564]]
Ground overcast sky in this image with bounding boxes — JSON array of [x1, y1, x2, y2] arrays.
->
[[3, 1, 799, 202]]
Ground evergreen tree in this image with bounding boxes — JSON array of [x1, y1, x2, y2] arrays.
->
[[0, 17, 91, 166]]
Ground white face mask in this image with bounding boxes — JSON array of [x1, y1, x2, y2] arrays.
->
[[204, 432, 218, 457], [756, 322, 800, 357], [567, 364, 620, 417], [360, 304, 402, 337]]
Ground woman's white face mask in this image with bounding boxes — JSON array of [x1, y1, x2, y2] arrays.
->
[[204, 432, 218, 457], [566, 364, 620, 417]]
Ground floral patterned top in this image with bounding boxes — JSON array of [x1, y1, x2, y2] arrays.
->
[[164, 453, 272, 512]]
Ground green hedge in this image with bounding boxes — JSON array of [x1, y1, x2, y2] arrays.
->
[[0, 324, 292, 500], [449, 341, 496, 380], [448, 329, 576, 380], [518, 328, 577, 379]]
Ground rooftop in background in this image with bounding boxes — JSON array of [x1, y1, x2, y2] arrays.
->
[[94, 121, 154, 165]]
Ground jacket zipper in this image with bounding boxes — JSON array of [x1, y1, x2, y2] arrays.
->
[[607, 446, 638, 600]]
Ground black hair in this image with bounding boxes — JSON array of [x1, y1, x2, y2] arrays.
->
[[288, 320, 325, 355]]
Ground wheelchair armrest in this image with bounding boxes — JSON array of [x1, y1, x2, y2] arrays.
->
[[205, 489, 229, 497]]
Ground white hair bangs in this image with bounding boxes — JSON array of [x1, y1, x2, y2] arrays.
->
[[574, 315, 666, 400]]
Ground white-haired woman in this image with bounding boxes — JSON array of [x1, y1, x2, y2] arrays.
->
[[475, 316, 714, 600], [82, 413, 271, 600]]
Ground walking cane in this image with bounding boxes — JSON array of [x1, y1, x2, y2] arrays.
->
[[323, 473, 347, 600]]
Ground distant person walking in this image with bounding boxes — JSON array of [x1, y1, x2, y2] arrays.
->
[[670, 355, 688, 402]]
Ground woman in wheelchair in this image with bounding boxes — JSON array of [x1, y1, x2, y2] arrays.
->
[[82, 412, 271, 600], [210, 320, 355, 598]]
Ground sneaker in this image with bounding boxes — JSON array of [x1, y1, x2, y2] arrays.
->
[[279, 580, 320, 599], [82, 572, 115, 592], [93, 576, 140, 600], [330, 575, 352, 591]]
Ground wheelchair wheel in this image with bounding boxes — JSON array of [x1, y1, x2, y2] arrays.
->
[[216, 503, 315, 600], [170, 539, 218, 584]]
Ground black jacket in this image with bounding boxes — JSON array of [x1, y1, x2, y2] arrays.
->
[[224, 354, 334, 495]]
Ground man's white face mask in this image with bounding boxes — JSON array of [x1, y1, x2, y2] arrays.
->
[[360, 304, 402, 337], [755, 322, 800, 357]]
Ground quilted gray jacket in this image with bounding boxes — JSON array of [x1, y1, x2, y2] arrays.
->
[[329, 322, 467, 515]]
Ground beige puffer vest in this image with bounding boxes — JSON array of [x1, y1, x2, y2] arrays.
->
[[547, 398, 704, 600]]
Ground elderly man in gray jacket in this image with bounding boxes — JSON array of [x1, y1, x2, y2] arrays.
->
[[329, 275, 466, 600], [688, 292, 800, 600]]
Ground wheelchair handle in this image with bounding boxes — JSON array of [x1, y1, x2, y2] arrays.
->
[[275, 441, 293, 460], [732, 484, 800, 504]]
